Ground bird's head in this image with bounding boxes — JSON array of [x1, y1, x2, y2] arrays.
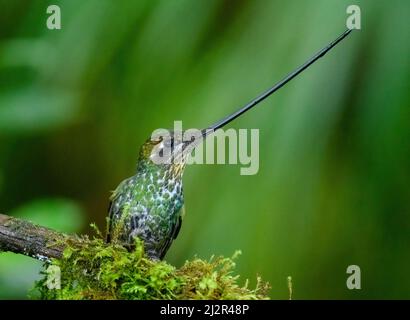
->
[[137, 129, 203, 178]]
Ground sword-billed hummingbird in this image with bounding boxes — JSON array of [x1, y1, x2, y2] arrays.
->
[[106, 29, 352, 260]]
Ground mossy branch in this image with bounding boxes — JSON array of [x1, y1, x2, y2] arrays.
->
[[0, 213, 75, 260], [0, 213, 270, 299]]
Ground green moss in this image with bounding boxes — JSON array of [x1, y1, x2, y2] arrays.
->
[[31, 232, 270, 300]]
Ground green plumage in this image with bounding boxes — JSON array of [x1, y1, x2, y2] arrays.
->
[[107, 135, 187, 260]]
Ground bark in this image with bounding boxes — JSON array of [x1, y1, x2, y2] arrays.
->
[[0, 213, 77, 261]]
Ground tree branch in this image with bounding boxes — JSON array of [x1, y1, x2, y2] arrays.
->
[[0, 213, 77, 261]]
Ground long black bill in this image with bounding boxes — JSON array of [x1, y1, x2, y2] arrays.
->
[[201, 29, 352, 138]]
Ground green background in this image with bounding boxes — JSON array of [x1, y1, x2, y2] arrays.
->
[[0, 0, 409, 299]]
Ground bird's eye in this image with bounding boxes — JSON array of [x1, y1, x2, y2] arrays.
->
[[164, 139, 172, 148], [158, 143, 164, 157]]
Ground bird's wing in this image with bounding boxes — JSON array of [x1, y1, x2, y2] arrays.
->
[[158, 205, 184, 260], [106, 178, 131, 243], [172, 206, 184, 240], [106, 200, 115, 242]]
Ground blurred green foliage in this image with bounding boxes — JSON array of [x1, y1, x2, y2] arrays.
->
[[0, 0, 409, 299]]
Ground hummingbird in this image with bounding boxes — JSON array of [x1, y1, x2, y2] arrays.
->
[[106, 29, 352, 260]]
